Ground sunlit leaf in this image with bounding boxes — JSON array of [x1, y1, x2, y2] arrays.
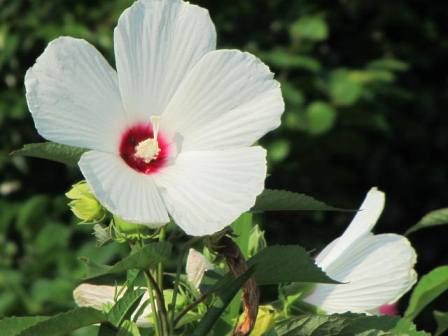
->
[[404, 266, 448, 320], [260, 49, 321, 72], [267, 139, 291, 162], [306, 101, 337, 135], [290, 15, 329, 41], [405, 208, 448, 235], [329, 70, 363, 106], [11, 142, 87, 166]]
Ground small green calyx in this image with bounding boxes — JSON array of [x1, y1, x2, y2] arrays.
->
[[66, 181, 105, 223], [113, 215, 154, 242]]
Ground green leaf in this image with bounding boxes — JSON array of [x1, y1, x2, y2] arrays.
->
[[117, 320, 142, 336], [305, 101, 337, 135], [252, 189, 345, 212], [275, 313, 428, 336], [248, 245, 338, 285], [0, 316, 49, 336], [82, 241, 172, 279], [434, 311, 448, 336], [261, 49, 321, 72], [11, 142, 87, 166], [368, 58, 409, 72], [17, 307, 105, 336], [290, 15, 329, 41], [267, 139, 291, 162], [107, 288, 145, 327], [231, 213, 253, 259], [329, 70, 363, 106], [405, 266, 448, 320], [191, 270, 254, 336], [248, 225, 267, 258], [98, 323, 119, 336], [405, 208, 448, 235]]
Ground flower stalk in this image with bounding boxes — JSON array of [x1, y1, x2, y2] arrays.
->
[[213, 236, 260, 336]]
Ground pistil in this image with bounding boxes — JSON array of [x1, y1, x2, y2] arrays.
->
[[134, 116, 161, 163]]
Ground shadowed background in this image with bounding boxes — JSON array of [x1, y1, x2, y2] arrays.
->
[[1, 0, 447, 333]]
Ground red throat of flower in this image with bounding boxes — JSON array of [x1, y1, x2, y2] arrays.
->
[[119, 118, 170, 174]]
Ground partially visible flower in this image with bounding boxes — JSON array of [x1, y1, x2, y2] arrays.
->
[[25, 0, 284, 236], [66, 181, 105, 223], [73, 284, 186, 328], [74, 284, 152, 327], [378, 303, 399, 316], [185, 248, 213, 288], [303, 187, 417, 314]]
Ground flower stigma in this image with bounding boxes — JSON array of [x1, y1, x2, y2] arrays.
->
[[134, 116, 161, 163], [119, 116, 170, 175]]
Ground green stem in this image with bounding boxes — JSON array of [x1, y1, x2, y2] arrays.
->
[[145, 271, 162, 336], [158, 227, 166, 285], [145, 269, 169, 335], [169, 248, 184, 334]]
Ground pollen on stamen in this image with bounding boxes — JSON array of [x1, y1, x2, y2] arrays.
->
[[119, 120, 170, 175]]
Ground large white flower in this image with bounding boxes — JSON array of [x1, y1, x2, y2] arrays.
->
[[25, 0, 284, 236], [303, 187, 417, 314]]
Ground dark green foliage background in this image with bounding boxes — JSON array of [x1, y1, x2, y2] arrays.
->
[[1, 0, 447, 333]]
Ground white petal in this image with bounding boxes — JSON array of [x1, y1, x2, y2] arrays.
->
[[161, 50, 284, 151], [79, 151, 169, 225], [25, 37, 126, 153], [318, 187, 385, 269], [305, 234, 417, 314], [73, 284, 117, 310], [114, 0, 216, 121], [186, 248, 213, 288], [73, 284, 152, 327], [154, 147, 267, 236]]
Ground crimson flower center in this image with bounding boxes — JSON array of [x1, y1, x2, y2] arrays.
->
[[119, 118, 170, 175]]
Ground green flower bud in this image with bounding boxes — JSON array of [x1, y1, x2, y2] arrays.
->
[[113, 215, 154, 242], [66, 181, 105, 223]]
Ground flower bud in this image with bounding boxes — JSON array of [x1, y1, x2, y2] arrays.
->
[[66, 181, 105, 223], [185, 248, 213, 288]]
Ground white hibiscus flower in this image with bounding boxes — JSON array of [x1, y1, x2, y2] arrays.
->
[[304, 187, 417, 314], [25, 0, 284, 236]]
